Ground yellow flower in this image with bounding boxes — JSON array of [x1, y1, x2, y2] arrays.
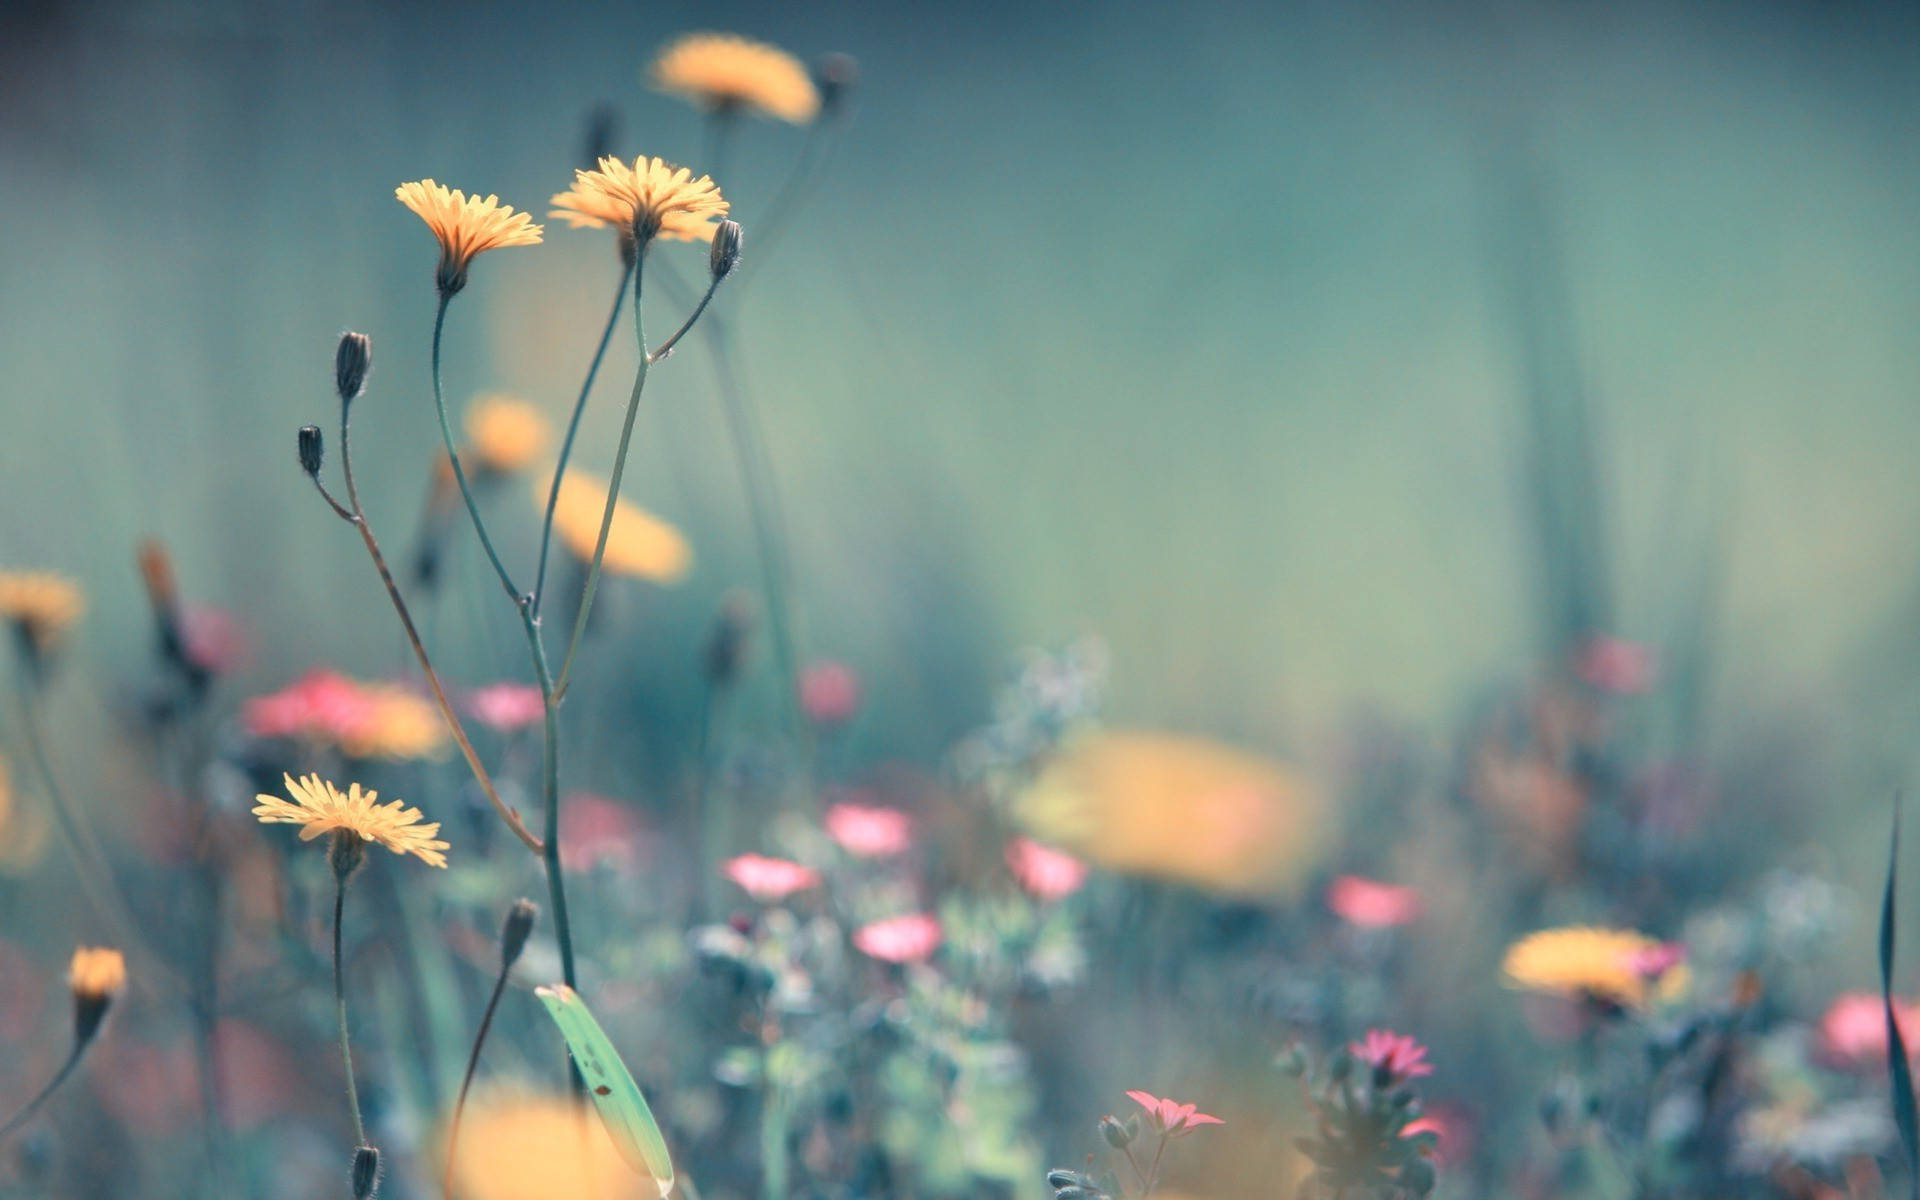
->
[[1501, 926, 1686, 1009], [1017, 731, 1329, 898], [442, 1089, 652, 1200], [68, 946, 126, 1002], [463, 394, 552, 474], [395, 180, 544, 296], [347, 687, 451, 761], [253, 773, 449, 868], [549, 156, 728, 243], [650, 32, 820, 124], [544, 471, 692, 584], [0, 571, 84, 650]]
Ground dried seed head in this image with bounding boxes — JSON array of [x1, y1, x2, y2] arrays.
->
[[335, 332, 372, 404], [298, 425, 325, 477], [709, 219, 744, 281], [501, 898, 538, 970], [350, 1145, 382, 1198]]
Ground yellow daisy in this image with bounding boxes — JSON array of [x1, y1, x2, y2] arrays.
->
[[1501, 926, 1685, 1009], [549, 156, 728, 243], [0, 571, 84, 650], [253, 773, 449, 868], [345, 687, 451, 762], [464, 394, 552, 474], [68, 946, 126, 1002], [650, 33, 820, 124], [544, 471, 692, 584], [395, 180, 544, 296], [442, 1089, 651, 1199]]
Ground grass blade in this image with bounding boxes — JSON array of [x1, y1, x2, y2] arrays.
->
[[534, 984, 674, 1196], [1881, 798, 1919, 1199]]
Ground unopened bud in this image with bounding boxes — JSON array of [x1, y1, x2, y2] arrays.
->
[[335, 332, 372, 404], [816, 53, 858, 116], [350, 1145, 382, 1198], [1098, 1114, 1131, 1148], [582, 104, 620, 169], [298, 425, 325, 476], [709, 219, 743, 281], [702, 591, 754, 688], [68, 947, 126, 1046], [501, 898, 537, 971]]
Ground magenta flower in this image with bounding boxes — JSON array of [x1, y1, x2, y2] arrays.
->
[[798, 660, 862, 725], [1624, 941, 1687, 981], [1124, 1090, 1224, 1137], [1006, 837, 1088, 901], [852, 913, 942, 964], [723, 853, 821, 903], [1819, 991, 1920, 1068], [825, 800, 913, 858], [1326, 875, 1424, 928], [466, 682, 546, 732], [559, 793, 646, 873], [1350, 1029, 1433, 1081]]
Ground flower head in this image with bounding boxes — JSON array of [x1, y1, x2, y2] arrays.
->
[[650, 33, 820, 124], [0, 571, 84, 651], [464, 394, 552, 474], [1326, 875, 1424, 928], [824, 800, 911, 858], [1820, 992, 1920, 1068], [543, 471, 692, 583], [68, 946, 126, 1003], [723, 853, 820, 902], [798, 660, 862, 725], [853, 913, 942, 964], [1351, 1029, 1433, 1081], [1006, 837, 1088, 901], [1501, 926, 1684, 1009], [252, 773, 449, 868], [1124, 1090, 1224, 1137], [467, 682, 546, 733], [442, 1089, 653, 1200], [395, 180, 543, 296], [549, 156, 728, 244]]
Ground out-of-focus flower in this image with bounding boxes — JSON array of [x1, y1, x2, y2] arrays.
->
[[1471, 747, 1586, 876], [650, 33, 821, 124], [1625, 941, 1688, 980], [1326, 875, 1424, 928], [1401, 1109, 1468, 1166], [798, 660, 861, 725], [1501, 926, 1686, 1009], [724, 853, 820, 902], [463, 394, 551, 474], [0, 758, 47, 875], [1006, 837, 1088, 901], [348, 686, 449, 760], [68, 946, 125, 1042], [1351, 1029, 1433, 1081], [549, 155, 728, 243], [243, 670, 447, 760], [178, 605, 249, 675], [853, 913, 942, 963], [442, 1089, 652, 1200], [1018, 731, 1329, 897], [543, 472, 692, 583], [560, 793, 646, 873], [1819, 992, 1920, 1068], [0, 571, 84, 651], [395, 180, 543, 296], [252, 773, 449, 868], [1575, 635, 1658, 695], [467, 683, 546, 733], [1124, 1090, 1224, 1137], [824, 800, 910, 858]]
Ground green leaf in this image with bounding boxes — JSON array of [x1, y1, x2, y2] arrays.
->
[[1881, 799, 1920, 1200], [534, 984, 674, 1196]]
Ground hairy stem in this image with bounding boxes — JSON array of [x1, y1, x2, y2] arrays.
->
[[428, 293, 522, 602], [0, 1041, 86, 1141], [334, 873, 367, 1149]]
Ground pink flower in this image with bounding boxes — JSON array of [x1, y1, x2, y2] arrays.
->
[[179, 605, 249, 675], [1575, 636, 1658, 695], [1006, 837, 1087, 900], [798, 660, 861, 725], [1624, 941, 1687, 980], [560, 793, 646, 872], [1819, 992, 1920, 1067], [467, 683, 546, 733], [1326, 875, 1424, 928], [1351, 1029, 1433, 1081], [852, 913, 942, 963], [242, 669, 374, 741], [1401, 1110, 1466, 1166], [1124, 1090, 1225, 1137], [723, 853, 820, 902], [825, 801, 912, 858]]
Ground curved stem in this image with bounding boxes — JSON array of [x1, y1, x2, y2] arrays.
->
[[443, 961, 513, 1200], [429, 294, 521, 602], [333, 873, 367, 1149], [648, 274, 722, 365], [534, 261, 634, 618], [0, 1041, 85, 1141]]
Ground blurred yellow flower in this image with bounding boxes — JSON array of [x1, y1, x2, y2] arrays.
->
[[549, 156, 728, 243], [395, 180, 543, 295], [1501, 926, 1686, 1009], [253, 773, 449, 868], [650, 32, 820, 124], [1017, 731, 1329, 897], [349, 687, 452, 761], [67, 946, 126, 1002], [443, 1089, 652, 1199], [464, 394, 552, 474], [0, 571, 84, 650], [0, 754, 48, 874], [544, 472, 692, 584]]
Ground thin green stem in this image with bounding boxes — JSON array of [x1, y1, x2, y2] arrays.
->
[[333, 873, 367, 1149], [0, 1041, 85, 1141], [1143, 1132, 1168, 1197], [429, 293, 522, 602], [514, 607, 581, 1101], [443, 961, 513, 1200], [534, 260, 634, 617], [648, 274, 723, 365]]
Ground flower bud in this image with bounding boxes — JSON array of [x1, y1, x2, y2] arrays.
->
[[1098, 1114, 1131, 1148], [709, 219, 743, 281], [702, 591, 754, 688], [68, 947, 126, 1046], [298, 425, 325, 477], [335, 332, 372, 404], [350, 1145, 382, 1198], [816, 53, 858, 116], [501, 898, 537, 971]]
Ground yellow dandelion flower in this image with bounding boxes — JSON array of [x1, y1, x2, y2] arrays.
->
[[1501, 926, 1688, 1009], [1017, 731, 1330, 898], [463, 394, 552, 474], [650, 32, 820, 124], [544, 471, 692, 584], [68, 946, 126, 1002], [343, 687, 451, 762], [0, 571, 85, 650], [253, 773, 449, 868], [395, 180, 544, 296], [549, 156, 728, 243], [442, 1089, 651, 1200]]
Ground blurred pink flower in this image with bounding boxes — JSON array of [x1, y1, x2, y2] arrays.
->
[[853, 913, 942, 963], [825, 801, 912, 858], [179, 605, 250, 674], [1820, 992, 1920, 1067], [798, 660, 861, 725], [1006, 836, 1087, 900], [1326, 875, 1424, 928], [1402, 1110, 1465, 1166], [723, 853, 820, 902], [1575, 636, 1658, 695], [242, 669, 374, 741], [467, 682, 545, 732], [1351, 1029, 1433, 1081], [1624, 941, 1687, 980], [559, 793, 646, 872], [1124, 1090, 1225, 1137]]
